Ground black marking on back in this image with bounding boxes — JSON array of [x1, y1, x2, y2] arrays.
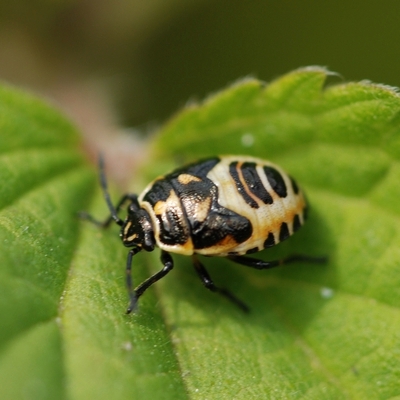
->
[[143, 158, 221, 247], [293, 214, 302, 232], [171, 172, 215, 229], [169, 157, 220, 180], [190, 202, 253, 249], [263, 232, 275, 248], [154, 209, 188, 245], [263, 166, 287, 198], [279, 222, 290, 242], [241, 162, 273, 204], [143, 179, 173, 204], [290, 176, 299, 194], [143, 180, 189, 245], [175, 162, 253, 249], [229, 161, 259, 209]]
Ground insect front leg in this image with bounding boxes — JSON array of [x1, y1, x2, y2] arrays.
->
[[125, 247, 142, 313], [79, 156, 139, 227], [126, 250, 174, 314]]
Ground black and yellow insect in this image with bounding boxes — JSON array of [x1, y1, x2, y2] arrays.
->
[[84, 155, 324, 313]]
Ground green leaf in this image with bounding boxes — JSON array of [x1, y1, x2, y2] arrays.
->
[[2, 67, 400, 399], [0, 85, 187, 400]]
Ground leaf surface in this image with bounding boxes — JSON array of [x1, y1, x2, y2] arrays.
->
[[2, 68, 400, 399]]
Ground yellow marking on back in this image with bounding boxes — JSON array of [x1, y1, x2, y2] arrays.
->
[[154, 200, 168, 215], [178, 174, 202, 185], [193, 197, 212, 222], [154, 189, 182, 216]]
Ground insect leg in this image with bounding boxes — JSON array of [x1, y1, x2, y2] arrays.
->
[[227, 254, 327, 270], [192, 255, 249, 313], [125, 247, 142, 313], [79, 155, 138, 227], [126, 250, 174, 314], [79, 193, 137, 228]]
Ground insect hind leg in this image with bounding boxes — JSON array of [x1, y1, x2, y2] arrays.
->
[[192, 255, 249, 313], [227, 253, 328, 270]]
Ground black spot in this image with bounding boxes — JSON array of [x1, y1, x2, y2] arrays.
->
[[228, 251, 239, 256], [293, 214, 302, 232], [229, 162, 259, 208], [246, 247, 259, 254], [279, 222, 290, 242], [263, 166, 287, 198], [263, 232, 275, 248], [290, 176, 299, 194], [241, 162, 273, 204]]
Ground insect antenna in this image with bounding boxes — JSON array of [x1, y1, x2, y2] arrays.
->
[[99, 154, 124, 227]]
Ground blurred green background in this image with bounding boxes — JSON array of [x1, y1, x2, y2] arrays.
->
[[1, 0, 399, 137]]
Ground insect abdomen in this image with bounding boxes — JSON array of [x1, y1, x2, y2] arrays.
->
[[204, 156, 307, 256]]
